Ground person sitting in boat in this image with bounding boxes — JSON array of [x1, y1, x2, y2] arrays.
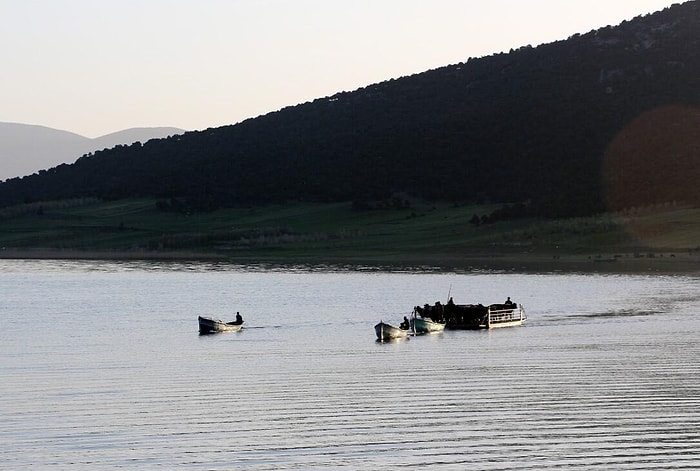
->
[[399, 316, 410, 330], [234, 312, 244, 325], [505, 297, 514, 306]]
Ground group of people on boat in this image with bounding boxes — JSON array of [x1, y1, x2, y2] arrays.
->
[[412, 296, 516, 323], [413, 297, 456, 323]]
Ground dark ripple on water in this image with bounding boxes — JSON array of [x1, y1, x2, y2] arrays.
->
[[0, 262, 698, 469]]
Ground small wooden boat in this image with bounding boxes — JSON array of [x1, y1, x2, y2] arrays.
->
[[198, 316, 244, 334], [374, 321, 409, 341], [410, 316, 446, 334]]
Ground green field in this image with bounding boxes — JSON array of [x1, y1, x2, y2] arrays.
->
[[1, 198, 699, 271]]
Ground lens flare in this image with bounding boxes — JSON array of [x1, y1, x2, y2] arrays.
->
[[602, 105, 700, 248], [603, 105, 700, 211]]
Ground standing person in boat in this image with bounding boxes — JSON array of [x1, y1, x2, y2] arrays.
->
[[446, 297, 455, 311], [434, 301, 445, 322]]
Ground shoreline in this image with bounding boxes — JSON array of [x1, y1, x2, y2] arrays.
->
[[1, 248, 698, 275]]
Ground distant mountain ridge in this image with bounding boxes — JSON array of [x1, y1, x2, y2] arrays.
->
[[0, 123, 185, 180], [0, 1, 699, 217]]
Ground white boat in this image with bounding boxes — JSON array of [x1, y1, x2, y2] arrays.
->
[[374, 321, 409, 341], [485, 304, 527, 328], [198, 316, 244, 334], [410, 316, 446, 334]]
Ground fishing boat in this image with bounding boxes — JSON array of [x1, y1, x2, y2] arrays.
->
[[409, 315, 446, 334], [416, 299, 526, 329], [374, 321, 409, 341], [198, 316, 244, 334]]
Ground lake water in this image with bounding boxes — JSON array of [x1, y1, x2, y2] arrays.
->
[[1, 259, 698, 470]]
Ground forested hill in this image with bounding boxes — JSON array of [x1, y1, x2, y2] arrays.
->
[[1, 1, 699, 217]]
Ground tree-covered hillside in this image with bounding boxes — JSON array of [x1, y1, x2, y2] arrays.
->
[[1, 1, 699, 217]]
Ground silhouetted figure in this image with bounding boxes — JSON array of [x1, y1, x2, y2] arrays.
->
[[505, 297, 513, 306], [235, 312, 243, 325], [400, 316, 410, 330], [436, 301, 445, 321]]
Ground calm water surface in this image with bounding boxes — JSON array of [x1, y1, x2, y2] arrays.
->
[[1, 260, 698, 469]]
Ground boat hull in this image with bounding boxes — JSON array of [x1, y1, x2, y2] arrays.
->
[[198, 316, 243, 333], [410, 317, 446, 334], [487, 319, 525, 328], [375, 322, 409, 341]]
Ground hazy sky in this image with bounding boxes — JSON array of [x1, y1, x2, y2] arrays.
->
[[0, 0, 681, 137]]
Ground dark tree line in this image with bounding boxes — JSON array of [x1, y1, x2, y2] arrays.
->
[[1, 1, 699, 217]]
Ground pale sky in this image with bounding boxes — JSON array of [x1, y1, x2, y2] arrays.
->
[[0, 0, 682, 138]]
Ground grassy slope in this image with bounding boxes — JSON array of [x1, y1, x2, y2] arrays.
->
[[1, 199, 699, 271]]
